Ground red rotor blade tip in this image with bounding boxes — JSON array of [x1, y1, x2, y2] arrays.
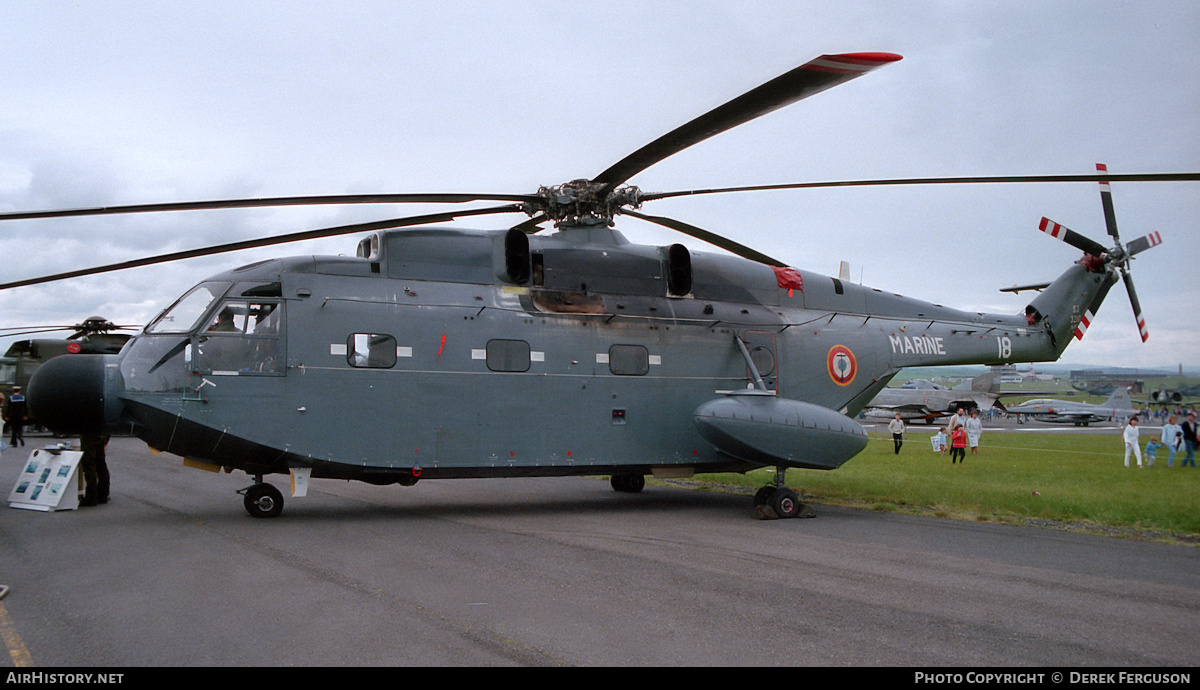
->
[[830, 52, 903, 64]]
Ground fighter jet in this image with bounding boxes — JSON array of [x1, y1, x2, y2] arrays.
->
[[863, 372, 1003, 424], [1006, 389, 1137, 426]]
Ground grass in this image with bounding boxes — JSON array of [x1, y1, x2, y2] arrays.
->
[[691, 431, 1200, 543]]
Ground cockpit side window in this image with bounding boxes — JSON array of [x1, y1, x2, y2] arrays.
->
[[203, 301, 280, 335], [194, 299, 284, 376]]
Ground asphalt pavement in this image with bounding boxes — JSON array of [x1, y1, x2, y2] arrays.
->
[[2, 435, 1198, 667]]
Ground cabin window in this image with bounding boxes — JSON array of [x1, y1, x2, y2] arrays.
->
[[348, 334, 397, 369], [194, 300, 284, 375], [486, 339, 531, 372], [608, 344, 649, 376]]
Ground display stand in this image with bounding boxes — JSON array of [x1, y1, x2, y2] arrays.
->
[[7, 446, 83, 512]]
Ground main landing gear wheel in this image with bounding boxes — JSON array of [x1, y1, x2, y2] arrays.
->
[[610, 473, 645, 493], [768, 487, 802, 519], [753, 470, 815, 520], [242, 482, 284, 518]]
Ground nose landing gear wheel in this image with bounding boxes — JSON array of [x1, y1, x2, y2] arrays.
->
[[242, 483, 284, 518]]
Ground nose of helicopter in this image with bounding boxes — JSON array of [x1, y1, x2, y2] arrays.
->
[[27, 354, 124, 436]]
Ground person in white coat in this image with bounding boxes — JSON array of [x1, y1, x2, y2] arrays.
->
[[1123, 417, 1142, 468], [965, 409, 984, 455]]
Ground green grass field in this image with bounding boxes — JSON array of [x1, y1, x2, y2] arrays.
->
[[693, 430, 1200, 542]]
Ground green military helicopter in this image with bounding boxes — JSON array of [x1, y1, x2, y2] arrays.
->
[[1, 52, 1192, 518]]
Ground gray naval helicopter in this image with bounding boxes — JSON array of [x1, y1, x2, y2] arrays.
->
[[3, 52, 1192, 518]]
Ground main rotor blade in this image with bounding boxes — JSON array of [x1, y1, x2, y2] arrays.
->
[[642, 172, 1200, 202], [0, 193, 538, 222], [1038, 218, 1108, 256], [0, 204, 525, 291], [0, 323, 139, 336], [0, 326, 85, 338], [510, 213, 549, 234], [1124, 231, 1163, 257], [1096, 163, 1121, 241], [591, 52, 902, 198], [620, 209, 787, 267], [1120, 267, 1149, 342]]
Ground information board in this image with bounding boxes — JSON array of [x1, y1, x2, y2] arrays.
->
[[7, 447, 83, 512]]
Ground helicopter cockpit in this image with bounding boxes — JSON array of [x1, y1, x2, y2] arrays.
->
[[123, 280, 285, 392]]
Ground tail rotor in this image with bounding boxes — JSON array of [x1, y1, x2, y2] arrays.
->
[[1037, 163, 1162, 342]]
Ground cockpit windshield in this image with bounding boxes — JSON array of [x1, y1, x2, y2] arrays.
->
[[145, 282, 232, 334]]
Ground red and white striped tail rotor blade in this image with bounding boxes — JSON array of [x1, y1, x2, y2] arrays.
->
[[1124, 231, 1163, 257], [1096, 163, 1122, 242], [1038, 217, 1108, 256], [1120, 268, 1149, 342]]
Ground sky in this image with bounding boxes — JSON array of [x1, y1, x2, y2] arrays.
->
[[1, 1, 1197, 371]]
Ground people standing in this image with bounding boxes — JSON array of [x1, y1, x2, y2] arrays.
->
[[1181, 412, 1198, 468], [1145, 437, 1163, 467], [888, 413, 905, 455], [1123, 417, 1142, 468], [950, 425, 967, 463], [931, 427, 947, 455], [948, 407, 966, 436], [3, 386, 26, 448], [965, 409, 983, 455], [79, 433, 111, 507], [1161, 415, 1183, 468]]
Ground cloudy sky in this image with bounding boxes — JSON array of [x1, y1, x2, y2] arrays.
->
[[2, 1, 1197, 371]]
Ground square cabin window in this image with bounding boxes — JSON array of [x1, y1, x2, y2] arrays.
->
[[348, 333, 397, 368], [486, 339, 531, 372], [609, 344, 649, 376]]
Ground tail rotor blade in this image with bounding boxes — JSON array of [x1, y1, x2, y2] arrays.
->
[[1120, 267, 1149, 342], [1038, 218, 1107, 256], [1124, 231, 1163, 257], [1096, 163, 1121, 242]]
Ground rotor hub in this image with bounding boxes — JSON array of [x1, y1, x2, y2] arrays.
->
[[529, 180, 642, 227]]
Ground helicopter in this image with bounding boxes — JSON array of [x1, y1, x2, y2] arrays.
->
[[0, 317, 136, 394], [2, 51, 1193, 519]]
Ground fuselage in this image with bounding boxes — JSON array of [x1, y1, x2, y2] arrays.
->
[[32, 225, 1111, 483]]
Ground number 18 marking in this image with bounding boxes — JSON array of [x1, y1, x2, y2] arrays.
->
[[997, 336, 1012, 359]]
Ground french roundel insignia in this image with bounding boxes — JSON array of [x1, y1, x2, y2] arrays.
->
[[827, 345, 857, 386]]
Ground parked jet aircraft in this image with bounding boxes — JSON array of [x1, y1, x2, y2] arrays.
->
[[1146, 385, 1200, 405], [864, 372, 1003, 423], [1006, 389, 1137, 426]]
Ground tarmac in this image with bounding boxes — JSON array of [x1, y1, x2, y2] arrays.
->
[[2, 433, 1198, 667]]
